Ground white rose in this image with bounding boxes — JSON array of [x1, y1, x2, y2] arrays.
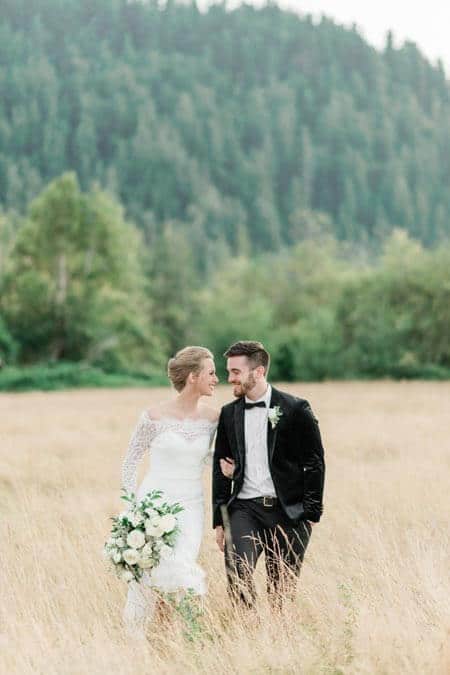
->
[[113, 552, 122, 564], [141, 543, 153, 557], [159, 514, 177, 533], [123, 548, 141, 566], [127, 529, 146, 549], [121, 570, 134, 583], [138, 557, 154, 569], [145, 518, 164, 537], [130, 511, 144, 527], [146, 524, 165, 537]]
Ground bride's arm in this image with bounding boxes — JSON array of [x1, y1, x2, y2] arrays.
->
[[121, 412, 153, 496]]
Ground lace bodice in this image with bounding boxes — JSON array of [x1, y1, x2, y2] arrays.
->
[[121, 411, 217, 496]]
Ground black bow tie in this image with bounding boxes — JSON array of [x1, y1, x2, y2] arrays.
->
[[244, 401, 266, 410]]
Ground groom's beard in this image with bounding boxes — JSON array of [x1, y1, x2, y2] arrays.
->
[[233, 372, 257, 398]]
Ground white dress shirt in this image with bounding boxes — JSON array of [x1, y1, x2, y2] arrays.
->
[[237, 384, 277, 499]]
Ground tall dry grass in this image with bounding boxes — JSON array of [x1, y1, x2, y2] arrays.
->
[[1, 382, 449, 674]]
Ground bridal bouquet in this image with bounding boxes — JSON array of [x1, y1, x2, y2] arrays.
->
[[104, 489, 183, 583]]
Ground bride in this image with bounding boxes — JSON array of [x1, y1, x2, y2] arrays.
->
[[121, 346, 219, 634]]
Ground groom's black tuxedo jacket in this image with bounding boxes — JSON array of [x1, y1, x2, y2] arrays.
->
[[212, 386, 325, 528]]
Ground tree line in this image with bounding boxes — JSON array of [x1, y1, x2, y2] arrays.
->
[[1, 173, 449, 382]]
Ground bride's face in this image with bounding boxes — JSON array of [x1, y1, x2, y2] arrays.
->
[[194, 358, 218, 396]]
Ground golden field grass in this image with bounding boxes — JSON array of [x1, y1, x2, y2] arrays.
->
[[1, 382, 449, 674]]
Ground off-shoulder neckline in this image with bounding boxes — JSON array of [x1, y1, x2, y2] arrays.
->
[[142, 410, 218, 426]]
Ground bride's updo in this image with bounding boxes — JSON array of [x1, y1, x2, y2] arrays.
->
[[167, 346, 214, 392]]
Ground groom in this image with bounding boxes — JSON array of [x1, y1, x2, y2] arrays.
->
[[212, 341, 325, 609]]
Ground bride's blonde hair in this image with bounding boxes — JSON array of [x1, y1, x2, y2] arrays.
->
[[167, 346, 214, 392]]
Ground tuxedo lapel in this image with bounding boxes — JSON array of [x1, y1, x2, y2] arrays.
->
[[267, 386, 282, 462], [234, 397, 246, 467]]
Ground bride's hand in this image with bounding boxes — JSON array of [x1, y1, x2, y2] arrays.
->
[[220, 457, 235, 479]]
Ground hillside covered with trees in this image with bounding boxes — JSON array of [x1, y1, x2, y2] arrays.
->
[[1, 0, 450, 249], [1, 1, 449, 386]]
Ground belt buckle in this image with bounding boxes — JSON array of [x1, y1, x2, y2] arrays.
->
[[263, 496, 274, 508]]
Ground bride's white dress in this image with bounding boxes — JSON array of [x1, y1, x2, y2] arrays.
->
[[121, 411, 217, 628]]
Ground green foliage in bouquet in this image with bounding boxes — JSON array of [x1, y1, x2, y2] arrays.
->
[[104, 490, 183, 583]]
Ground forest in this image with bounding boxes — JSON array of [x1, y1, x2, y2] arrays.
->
[[0, 0, 449, 386]]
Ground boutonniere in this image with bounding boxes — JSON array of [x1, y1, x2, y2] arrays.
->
[[268, 405, 283, 429]]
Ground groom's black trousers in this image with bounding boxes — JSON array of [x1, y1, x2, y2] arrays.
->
[[224, 498, 312, 608]]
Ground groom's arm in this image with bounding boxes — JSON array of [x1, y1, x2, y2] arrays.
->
[[296, 400, 325, 523], [212, 408, 233, 528]]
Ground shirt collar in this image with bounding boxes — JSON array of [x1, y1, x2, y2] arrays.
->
[[245, 384, 272, 407]]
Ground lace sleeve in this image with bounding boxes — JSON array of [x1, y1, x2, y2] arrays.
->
[[121, 412, 154, 496]]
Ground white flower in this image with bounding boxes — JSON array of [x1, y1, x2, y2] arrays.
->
[[145, 517, 164, 537], [141, 542, 153, 557], [138, 557, 154, 569], [144, 507, 157, 518], [123, 548, 141, 565], [159, 514, 177, 533], [268, 405, 283, 429], [113, 552, 122, 564], [137, 543, 155, 568], [127, 529, 146, 549], [121, 570, 134, 583], [150, 515, 162, 527], [115, 537, 125, 548], [149, 524, 165, 537], [148, 525, 164, 537], [129, 511, 144, 527]]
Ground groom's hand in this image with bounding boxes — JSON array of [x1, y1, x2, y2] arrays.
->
[[215, 526, 225, 552], [220, 457, 235, 479]]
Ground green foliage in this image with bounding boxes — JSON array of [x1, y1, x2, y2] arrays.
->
[[0, 362, 168, 392], [196, 237, 351, 381], [195, 257, 276, 379], [0, 173, 164, 369], [163, 589, 205, 643], [148, 224, 199, 355], [2, 0, 450, 394], [196, 231, 450, 381], [0, 314, 18, 364], [0, 185, 449, 386], [0, 0, 449, 251], [338, 231, 450, 377]]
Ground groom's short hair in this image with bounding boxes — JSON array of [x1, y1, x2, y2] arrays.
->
[[224, 341, 270, 375]]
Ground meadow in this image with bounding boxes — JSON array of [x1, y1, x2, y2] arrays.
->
[[1, 382, 449, 674]]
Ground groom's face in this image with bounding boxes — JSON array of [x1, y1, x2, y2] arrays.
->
[[226, 356, 258, 398]]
